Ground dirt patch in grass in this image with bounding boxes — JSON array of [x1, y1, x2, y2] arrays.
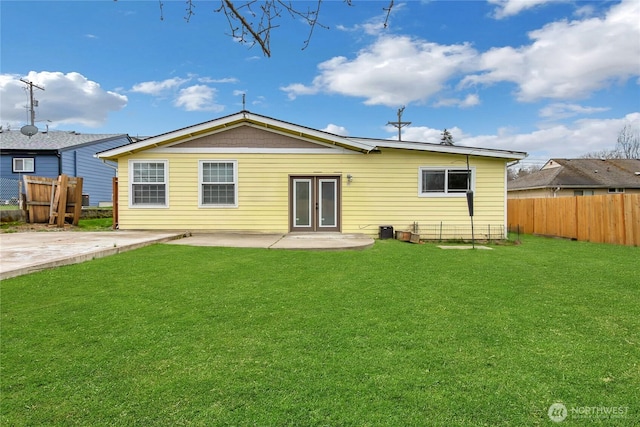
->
[[0, 222, 74, 233], [1, 218, 112, 233]]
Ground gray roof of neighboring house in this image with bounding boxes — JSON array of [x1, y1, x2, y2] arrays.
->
[[0, 129, 128, 151], [509, 158, 640, 190]]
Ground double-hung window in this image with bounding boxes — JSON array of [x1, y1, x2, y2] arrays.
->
[[199, 160, 237, 207], [419, 167, 473, 197], [130, 160, 168, 207], [13, 158, 35, 173]]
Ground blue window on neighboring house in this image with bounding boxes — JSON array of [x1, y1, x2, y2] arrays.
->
[[12, 158, 35, 173]]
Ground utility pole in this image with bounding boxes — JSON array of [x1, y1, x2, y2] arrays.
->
[[20, 78, 45, 126], [387, 106, 411, 141]]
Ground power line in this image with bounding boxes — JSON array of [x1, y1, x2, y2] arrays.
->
[[19, 78, 44, 126], [387, 106, 411, 141]]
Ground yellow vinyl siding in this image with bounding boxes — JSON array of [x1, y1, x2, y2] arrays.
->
[[116, 148, 508, 238]]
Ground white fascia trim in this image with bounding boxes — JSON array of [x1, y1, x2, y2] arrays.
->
[[98, 112, 375, 158], [350, 138, 527, 160], [153, 147, 362, 154]]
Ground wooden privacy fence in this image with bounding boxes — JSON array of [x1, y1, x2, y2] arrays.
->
[[508, 194, 640, 246], [23, 174, 83, 226]]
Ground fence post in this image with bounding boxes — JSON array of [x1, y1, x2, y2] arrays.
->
[[112, 177, 118, 229]]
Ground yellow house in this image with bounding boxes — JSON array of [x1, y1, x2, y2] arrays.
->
[[98, 112, 527, 240]]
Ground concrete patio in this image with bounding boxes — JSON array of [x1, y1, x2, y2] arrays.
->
[[0, 231, 374, 280]]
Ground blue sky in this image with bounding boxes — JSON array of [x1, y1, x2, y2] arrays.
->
[[1, 0, 639, 165]]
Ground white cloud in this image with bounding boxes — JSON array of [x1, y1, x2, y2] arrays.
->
[[251, 96, 266, 106], [539, 103, 609, 120], [463, 0, 640, 101], [433, 94, 480, 108], [323, 124, 349, 136], [383, 112, 640, 160], [282, 35, 478, 107], [488, 0, 563, 19], [396, 126, 465, 144], [131, 76, 230, 112], [174, 85, 224, 112], [284, 1, 638, 110], [459, 113, 640, 159], [131, 77, 188, 95], [0, 71, 127, 128], [337, 21, 387, 36], [573, 5, 596, 18], [199, 77, 239, 84], [282, 82, 321, 99]]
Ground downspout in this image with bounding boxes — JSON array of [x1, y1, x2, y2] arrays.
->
[[505, 160, 520, 239], [100, 159, 119, 176], [552, 186, 561, 198]]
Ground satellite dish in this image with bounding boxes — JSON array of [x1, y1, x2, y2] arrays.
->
[[20, 125, 38, 137]]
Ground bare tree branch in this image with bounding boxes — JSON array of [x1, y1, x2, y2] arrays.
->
[[616, 124, 640, 159], [129, 0, 395, 57], [185, 0, 195, 23], [581, 124, 640, 159], [282, 1, 327, 52], [383, 0, 394, 29], [221, 0, 272, 57]]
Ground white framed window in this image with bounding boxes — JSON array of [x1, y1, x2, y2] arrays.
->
[[419, 167, 474, 197], [199, 160, 238, 207], [129, 160, 168, 207], [608, 188, 625, 194], [12, 157, 35, 173]]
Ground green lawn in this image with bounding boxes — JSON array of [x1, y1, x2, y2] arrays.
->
[[1, 236, 638, 426]]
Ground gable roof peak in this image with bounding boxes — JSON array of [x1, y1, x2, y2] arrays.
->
[[97, 111, 527, 161]]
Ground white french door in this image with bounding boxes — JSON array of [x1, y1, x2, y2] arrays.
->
[[290, 176, 340, 232]]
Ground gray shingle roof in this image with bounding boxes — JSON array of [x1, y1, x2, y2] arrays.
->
[[0, 129, 126, 150], [509, 158, 640, 190]]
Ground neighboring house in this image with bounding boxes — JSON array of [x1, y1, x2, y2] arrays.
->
[[508, 158, 640, 199], [97, 111, 527, 238], [0, 129, 132, 206]]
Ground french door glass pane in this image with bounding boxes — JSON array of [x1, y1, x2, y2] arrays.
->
[[294, 180, 311, 227], [320, 180, 336, 227]]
